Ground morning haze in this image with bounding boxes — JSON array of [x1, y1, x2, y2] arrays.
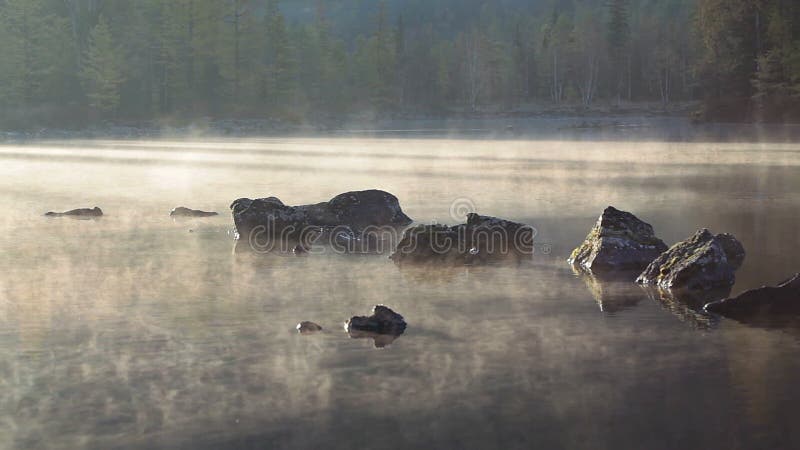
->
[[1, 1, 799, 450]]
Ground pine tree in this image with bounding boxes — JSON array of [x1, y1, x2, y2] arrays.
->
[[81, 16, 125, 114], [0, 0, 74, 107], [262, 0, 295, 110], [607, 0, 630, 103]]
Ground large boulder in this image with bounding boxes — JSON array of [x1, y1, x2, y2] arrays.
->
[[230, 190, 412, 253], [704, 273, 800, 317], [636, 229, 745, 290], [389, 213, 535, 265], [568, 207, 667, 274]]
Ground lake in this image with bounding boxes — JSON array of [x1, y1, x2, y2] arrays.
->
[[1, 121, 800, 449]]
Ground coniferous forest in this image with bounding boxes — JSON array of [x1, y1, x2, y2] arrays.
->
[[1, 0, 799, 128]]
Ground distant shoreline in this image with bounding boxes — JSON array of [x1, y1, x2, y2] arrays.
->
[[2, 102, 799, 141]]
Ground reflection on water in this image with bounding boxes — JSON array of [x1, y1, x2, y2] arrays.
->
[[1, 131, 800, 449], [641, 285, 730, 330]]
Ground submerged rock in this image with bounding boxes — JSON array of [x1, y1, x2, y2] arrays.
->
[[44, 207, 103, 217], [568, 206, 667, 274], [636, 229, 745, 290], [231, 190, 412, 253], [390, 213, 535, 265], [296, 321, 323, 334], [170, 207, 218, 217], [704, 273, 800, 317]]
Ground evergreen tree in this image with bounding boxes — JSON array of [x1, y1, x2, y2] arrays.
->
[[81, 16, 125, 115], [607, 0, 630, 103]]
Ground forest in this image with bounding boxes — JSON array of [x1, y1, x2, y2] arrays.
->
[[0, 0, 798, 128]]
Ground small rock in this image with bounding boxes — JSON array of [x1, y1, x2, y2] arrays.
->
[[636, 229, 746, 290], [704, 273, 800, 316], [296, 321, 323, 334], [568, 206, 667, 274], [170, 207, 219, 217], [44, 207, 103, 217]]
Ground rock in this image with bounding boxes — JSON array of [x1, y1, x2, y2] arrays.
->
[[170, 207, 218, 217], [296, 321, 323, 334], [44, 207, 103, 217], [568, 206, 667, 274], [390, 213, 535, 265], [345, 305, 407, 348], [636, 229, 746, 290], [704, 273, 800, 317], [231, 190, 412, 253], [346, 305, 407, 335]]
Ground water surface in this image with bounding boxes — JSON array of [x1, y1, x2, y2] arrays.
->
[[1, 129, 799, 449]]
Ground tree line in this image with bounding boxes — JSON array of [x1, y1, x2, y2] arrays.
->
[[0, 0, 798, 128]]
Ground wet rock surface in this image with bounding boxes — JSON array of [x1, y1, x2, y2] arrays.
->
[[568, 206, 667, 274], [390, 213, 535, 265], [170, 207, 219, 217], [705, 273, 800, 317], [636, 229, 746, 290], [296, 321, 323, 334], [44, 207, 103, 217], [231, 190, 411, 253]]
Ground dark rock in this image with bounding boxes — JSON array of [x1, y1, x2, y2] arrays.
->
[[296, 321, 323, 334], [568, 206, 667, 274], [389, 213, 535, 265], [170, 207, 218, 217], [44, 207, 103, 217], [231, 190, 411, 253], [346, 305, 407, 337], [636, 229, 746, 290], [704, 273, 800, 317]]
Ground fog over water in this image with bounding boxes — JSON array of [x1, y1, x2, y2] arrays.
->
[[1, 125, 800, 449]]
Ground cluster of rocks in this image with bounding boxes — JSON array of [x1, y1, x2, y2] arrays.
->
[[569, 207, 746, 291], [296, 305, 407, 348], [569, 206, 799, 323], [47, 192, 796, 326]]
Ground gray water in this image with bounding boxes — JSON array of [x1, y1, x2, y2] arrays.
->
[[1, 129, 799, 449]]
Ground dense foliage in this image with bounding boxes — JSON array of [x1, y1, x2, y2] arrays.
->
[[0, 0, 798, 126]]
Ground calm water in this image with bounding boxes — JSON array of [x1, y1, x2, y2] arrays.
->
[[1, 129, 800, 449]]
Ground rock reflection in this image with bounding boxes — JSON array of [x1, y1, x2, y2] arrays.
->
[[345, 328, 403, 348], [573, 268, 646, 313], [642, 286, 730, 329]]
